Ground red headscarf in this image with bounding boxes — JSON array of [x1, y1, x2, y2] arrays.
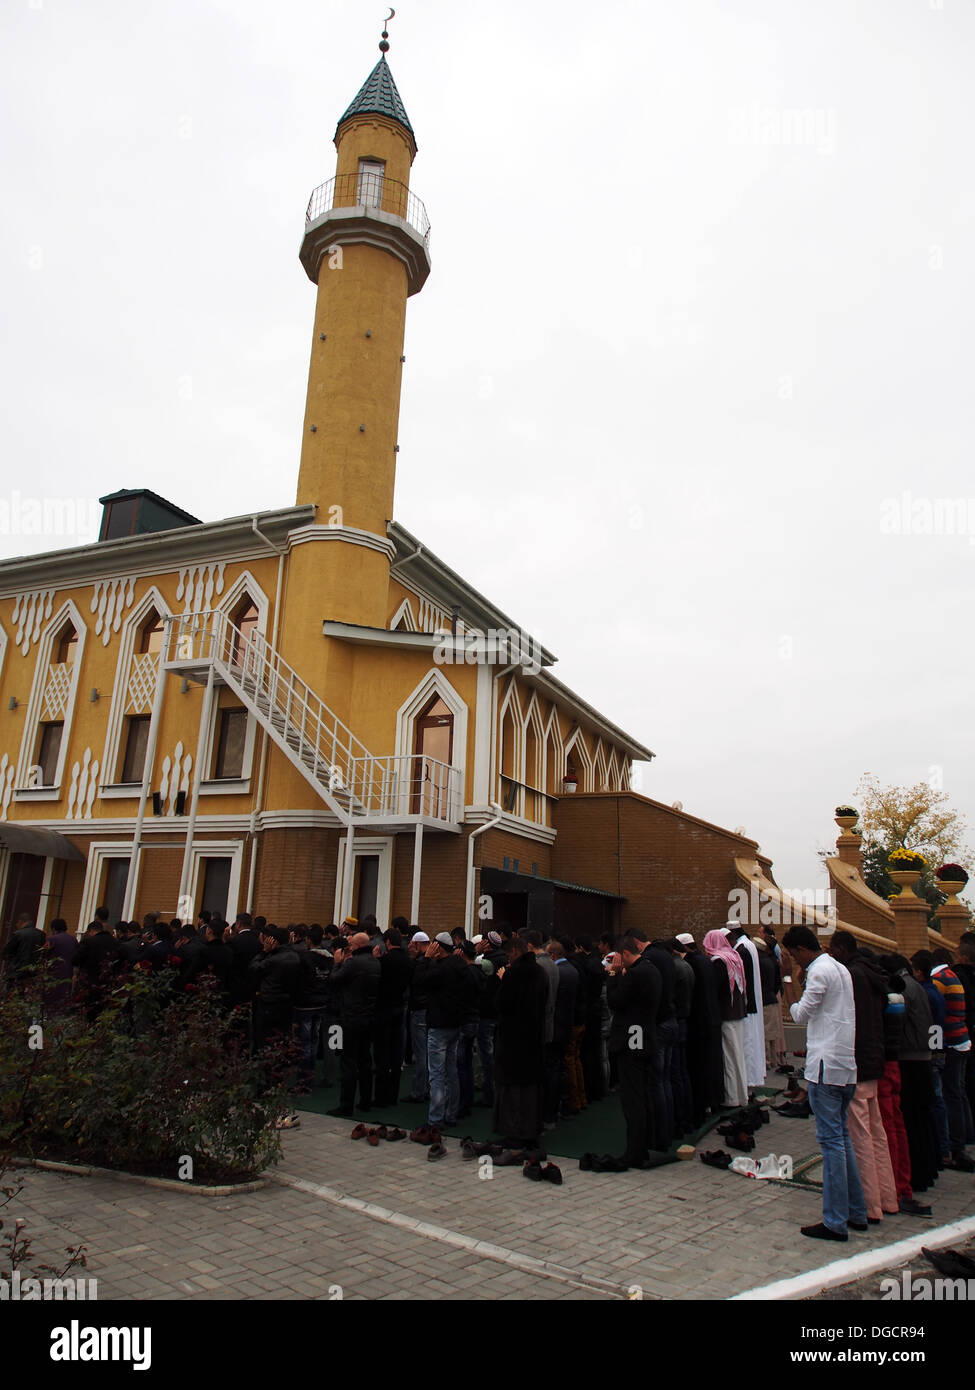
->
[[704, 928, 746, 996]]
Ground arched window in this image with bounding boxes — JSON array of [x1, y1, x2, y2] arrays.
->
[[230, 600, 259, 668], [55, 623, 78, 665], [412, 695, 454, 817], [138, 612, 165, 656]]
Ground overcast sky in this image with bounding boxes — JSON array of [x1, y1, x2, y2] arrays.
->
[[2, 0, 973, 896]]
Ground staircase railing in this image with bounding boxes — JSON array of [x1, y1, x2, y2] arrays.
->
[[163, 612, 461, 824]]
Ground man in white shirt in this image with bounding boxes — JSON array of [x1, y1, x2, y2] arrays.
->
[[783, 925, 867, 1242]]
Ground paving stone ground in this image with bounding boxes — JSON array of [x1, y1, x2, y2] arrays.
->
[[9, 1098, 975, 1301]]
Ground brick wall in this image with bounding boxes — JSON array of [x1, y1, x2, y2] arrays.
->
[[552, 791, 762, 938], [253, 828, 339, 924]]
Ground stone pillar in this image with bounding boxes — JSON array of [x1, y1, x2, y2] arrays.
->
[[890, 894, 931, 958], [834, 832, 863, 868], [936, 900, 969, 948]]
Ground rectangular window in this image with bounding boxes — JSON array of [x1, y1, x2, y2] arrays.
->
[[37, 722, 64, 786], [120, 716, 151, 783], [214, 708, 248, 779]]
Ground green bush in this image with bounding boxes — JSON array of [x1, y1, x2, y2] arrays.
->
[[0, 967, 294, 1184]]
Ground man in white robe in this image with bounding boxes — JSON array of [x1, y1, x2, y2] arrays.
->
[[727, 923, 767, 1090]]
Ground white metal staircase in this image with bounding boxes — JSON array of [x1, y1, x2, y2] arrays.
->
[[163, 611, 461, 828]]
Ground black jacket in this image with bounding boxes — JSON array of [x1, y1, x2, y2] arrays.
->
[[332, 946, 380, 1026], [228, 929, 262, 1004], [644, 946, 676, 1023], [494, 952, 547, 1085], [712, 957, 746, 1022], [408, 954, 431, 1010], [757, 950, 780, 1006], [687, 947, 721, 1037], [201, 938, 233, 991], [377, 947, 412, 1012], [249, 944, 302, 1006], [75, 929, 118, 981], [2, 925, 46, 976], [672, 955, 695, 1020], [897, 971, 935, 1061], [294, 943, 332, 1010], [478, 950, 506, 1020], [425, 953, 478, 1030], [607, 954, 661, 1056], [846, 950, 889, 1082]]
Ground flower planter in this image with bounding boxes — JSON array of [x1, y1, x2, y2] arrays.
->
[[936, 877, 968, 904], [889, 869, 922, 899], [562, 781, 578, 795], [834, 815, 858, 832]]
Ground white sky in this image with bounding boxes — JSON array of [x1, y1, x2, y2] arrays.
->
[[2, 0, 973, 894]]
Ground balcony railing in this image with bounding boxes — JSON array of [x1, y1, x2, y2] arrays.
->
[[305, 173, 431, 246]]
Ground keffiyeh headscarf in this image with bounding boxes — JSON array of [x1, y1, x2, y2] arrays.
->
[[703, 928, 747, 996]]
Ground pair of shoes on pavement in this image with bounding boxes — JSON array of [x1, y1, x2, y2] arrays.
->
[[899, 1197, 933, 1216], [460, 1137, 504, 1160], [409, 1124, 442, 1146], [351, 1123, 407, 1144], [775, 1097, 811, 1118], [427, 1141, 448, 1161], [724, 1130, 755, 1153], [700, 1150, 732, 1170], [494, 1146, 546, 1166], [523, 1158, 562, 1184], [801, 1223, 848, 1242]]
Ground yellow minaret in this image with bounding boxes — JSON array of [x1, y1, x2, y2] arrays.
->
[[289, 24, 430, 635]]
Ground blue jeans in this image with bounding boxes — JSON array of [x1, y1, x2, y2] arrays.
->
[[808, 1078, 867, 1233], [426, 1026, 459, 1129], [296, 1008, 325, 1085], [407, 1009, 428, 1100]]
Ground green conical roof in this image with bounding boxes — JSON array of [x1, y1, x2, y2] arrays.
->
[[335, 57, 414, 139]]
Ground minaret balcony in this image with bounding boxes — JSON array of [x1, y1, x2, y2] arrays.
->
[[300, 172, 431, 294]]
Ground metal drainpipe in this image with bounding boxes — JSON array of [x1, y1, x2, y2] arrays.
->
[[388, 538, 423, 579], [465, 801, 504, 937], [245, 518, 287, 914], [464, 651, 521, 937]]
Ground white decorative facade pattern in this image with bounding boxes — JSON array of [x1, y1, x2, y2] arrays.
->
[[42, 662, 72, 720], [66, 748, 100, 820], [11, 590, 55, 655], [0, 754, 14, 820], [126, 652, 158, 714], [159, 741, 192, 815], [416, 597, 449, 633], [90, 577, 136, 645], [176, 564, 225, 615]]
